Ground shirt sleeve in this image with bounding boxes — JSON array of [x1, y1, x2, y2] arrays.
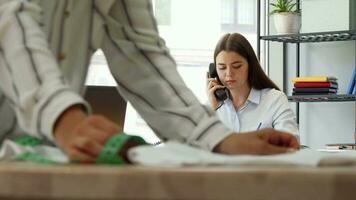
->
[[272, 92, 300, 139], [96, 0, 233, 151], [0, 1, 90, 142]]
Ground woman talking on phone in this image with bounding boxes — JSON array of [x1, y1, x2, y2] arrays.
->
[[206, 33, 299, 138]]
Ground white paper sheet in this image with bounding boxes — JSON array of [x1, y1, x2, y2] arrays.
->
[[128, 141, 356, 167]]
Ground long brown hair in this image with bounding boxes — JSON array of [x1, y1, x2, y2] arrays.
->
[[213, 33, 280, 91]]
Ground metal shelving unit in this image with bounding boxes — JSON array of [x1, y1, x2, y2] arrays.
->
[[288, 94, 355, 102], [260, 29, 356, 106], [261, 29, 356, 104], [260, 30, 356, 43], [257, 1, 356, 125]]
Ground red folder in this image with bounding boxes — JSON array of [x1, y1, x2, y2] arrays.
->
[[294, 82, 338, 88]]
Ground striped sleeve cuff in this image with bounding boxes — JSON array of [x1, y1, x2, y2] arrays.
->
[[37, 90, 91, 143], [188, 116, 234, 151]]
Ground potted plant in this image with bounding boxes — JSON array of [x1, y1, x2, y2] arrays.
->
[[269, 0, 301, 34]]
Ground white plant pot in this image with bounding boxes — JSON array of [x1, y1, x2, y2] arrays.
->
[[273, 12, 301, 34]]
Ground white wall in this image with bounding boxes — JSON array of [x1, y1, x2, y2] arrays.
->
[[268, 0, 355, 149], [302, 0, 350, 32]]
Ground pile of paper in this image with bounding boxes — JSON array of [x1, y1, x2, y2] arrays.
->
[[128, 141, 356, 167]]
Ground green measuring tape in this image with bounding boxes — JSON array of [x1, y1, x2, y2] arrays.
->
[[11, 152, 57, 164], [13, 135, 43, 146], [96, 133, 146, 165], [10, 133, 147, 165]]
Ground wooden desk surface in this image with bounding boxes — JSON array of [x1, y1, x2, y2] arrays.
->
[[0, 162, 356, 200]]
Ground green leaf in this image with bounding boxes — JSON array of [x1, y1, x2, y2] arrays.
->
[[269, 0, 300, 14]]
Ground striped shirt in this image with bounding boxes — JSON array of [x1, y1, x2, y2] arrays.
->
[[0, 0, 232, 150]]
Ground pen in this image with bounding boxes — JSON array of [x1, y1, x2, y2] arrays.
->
[[257, 122, 262, 130]]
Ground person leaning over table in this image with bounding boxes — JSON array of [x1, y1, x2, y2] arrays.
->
[[206, 33, 299, 141], [0, 0, 299, 163]]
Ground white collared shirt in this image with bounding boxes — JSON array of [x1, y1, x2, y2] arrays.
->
[[216, 88, 299, 137]]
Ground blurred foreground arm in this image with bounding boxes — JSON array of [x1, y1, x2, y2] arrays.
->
[[214, 128, 299, 155], [54, 105, 120, 162]]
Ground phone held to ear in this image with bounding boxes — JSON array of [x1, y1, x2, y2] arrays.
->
[[209, 63, 228, 101]]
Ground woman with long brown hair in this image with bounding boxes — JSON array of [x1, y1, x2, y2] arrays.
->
[[207, 33, 299, 138]]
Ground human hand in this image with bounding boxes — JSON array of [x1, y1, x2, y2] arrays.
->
[[213, 128, 299, 155], [206, 72, 226, 109], [53, 105, 121, 163]]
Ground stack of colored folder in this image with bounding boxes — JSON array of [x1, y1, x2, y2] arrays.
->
[[292, 76, 338, 95]]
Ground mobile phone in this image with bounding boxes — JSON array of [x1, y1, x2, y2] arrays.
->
[[208, 63, 228, 101]]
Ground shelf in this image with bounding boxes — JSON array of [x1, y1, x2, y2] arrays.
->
[[260, 30, 356, 43], [288, 94, 355, 102]]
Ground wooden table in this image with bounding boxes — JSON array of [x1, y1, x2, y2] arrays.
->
[[0, 162, 356, 200]]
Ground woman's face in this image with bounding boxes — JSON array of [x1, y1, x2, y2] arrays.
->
[[215, 51, 249, 90]]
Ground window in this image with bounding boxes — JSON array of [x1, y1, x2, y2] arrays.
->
[[86, 0, 258, 143], [221, 0, 256, 32], [153, 0, 172, 26]]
